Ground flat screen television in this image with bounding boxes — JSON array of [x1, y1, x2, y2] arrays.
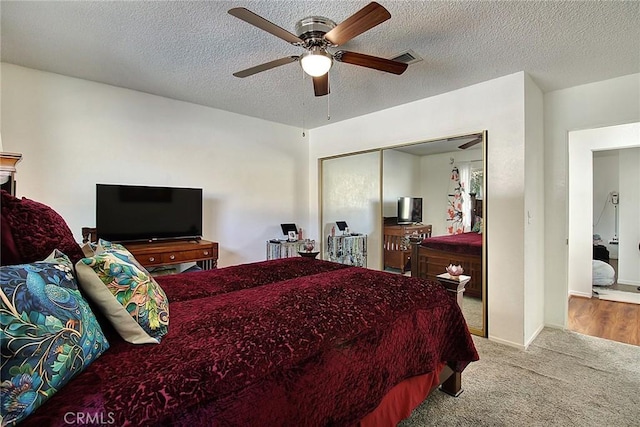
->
[[397, 197, 422, 225], [96, 184, 203, 242]]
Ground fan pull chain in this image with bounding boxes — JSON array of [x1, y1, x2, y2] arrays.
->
[[327, 73, 331, 121], [301, 66, 306, 137]]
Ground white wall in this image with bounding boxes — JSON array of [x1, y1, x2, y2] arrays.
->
[[618, 147, 640, 285], [523, 74, 545, 345], [1, 63, 309, 267], [309, 72, 534, 347], [382, 149, 419, 218], [420, 149, 482, 236], [568, 123, 640, 297], [544, 73, 640, 327], [593, 150, 620, 256]]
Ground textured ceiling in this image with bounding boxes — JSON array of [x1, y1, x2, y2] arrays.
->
[[2, 1, 639, 130]]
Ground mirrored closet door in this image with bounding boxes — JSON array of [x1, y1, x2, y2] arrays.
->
[[381, 132, 487, 336], [320, 132, 487, 337]]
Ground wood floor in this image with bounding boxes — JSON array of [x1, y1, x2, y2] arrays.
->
[[568, 296, 640, 346]]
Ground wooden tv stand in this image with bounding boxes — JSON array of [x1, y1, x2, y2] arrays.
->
[[383, 223, 432, 273], [123, 239, 218, 270], [81, 228, 218, 270]]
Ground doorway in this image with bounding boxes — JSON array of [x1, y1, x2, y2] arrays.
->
[[592, 148, 640, 304], [567, 122, 640, 344]]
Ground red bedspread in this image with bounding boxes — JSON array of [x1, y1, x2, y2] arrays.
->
[[421, 232, 483, 256], [23, 259, 478, 427], [159, 257, 351, 302]]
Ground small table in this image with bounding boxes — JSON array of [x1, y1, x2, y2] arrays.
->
[[298, 251, 319, 259], [436, 273, 471, 307], [266, 240, 303, 260], [327, 234, 367, 266]]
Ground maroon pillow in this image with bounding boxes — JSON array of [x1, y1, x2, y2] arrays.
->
[[0, 190, 84, 265], [1, 211, 21, 265]]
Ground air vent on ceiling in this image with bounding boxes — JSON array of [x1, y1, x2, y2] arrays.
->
[[390, 49, 423, 64]]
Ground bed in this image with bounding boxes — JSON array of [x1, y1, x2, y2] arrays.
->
[[1, 190, 478, 426], [410, 232, 483, 299]]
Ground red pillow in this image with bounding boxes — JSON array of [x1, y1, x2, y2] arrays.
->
[[0, 190, 85, 265], [1, 211, 21, 265]]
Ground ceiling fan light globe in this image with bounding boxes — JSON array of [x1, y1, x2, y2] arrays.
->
[[301, 51, 333, 77]]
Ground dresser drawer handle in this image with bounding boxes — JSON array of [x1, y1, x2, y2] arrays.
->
[[169, 255, 175, 260], [203, 251, 209, 256], [149, 257, 155, 262]]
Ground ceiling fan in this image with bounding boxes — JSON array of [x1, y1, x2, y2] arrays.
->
[[228, 2, 408, 97], [458, 136, 483, 150]]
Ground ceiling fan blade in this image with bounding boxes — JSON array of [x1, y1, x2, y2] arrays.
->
[[313, 74, 330, 97], [233, 56, 299, 78], [335, 51, 408, 75], [458, 137, 483, 150], [324, 2, 391, 46], [228, 8, 303, 45]]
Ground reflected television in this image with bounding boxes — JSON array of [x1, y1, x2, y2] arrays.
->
[[397, 197, 422, 225]]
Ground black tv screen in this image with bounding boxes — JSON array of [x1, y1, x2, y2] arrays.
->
[[96, 184, 203, 242], [397, 197, 422, 224]]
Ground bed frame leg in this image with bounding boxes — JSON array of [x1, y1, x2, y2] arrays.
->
[[440, 371, 463, 397]]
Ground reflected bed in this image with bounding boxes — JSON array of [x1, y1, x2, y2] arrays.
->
[[411, 232, 483, 298]]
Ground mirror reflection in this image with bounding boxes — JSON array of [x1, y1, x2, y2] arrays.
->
[[320, 151, 381, 269], [319, 133, 486, 336], [381, 133, 486, 335]]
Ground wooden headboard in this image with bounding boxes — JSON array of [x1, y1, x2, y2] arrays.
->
[[82, 227, 98, 243]]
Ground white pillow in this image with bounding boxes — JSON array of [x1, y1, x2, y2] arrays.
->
[[592, 260, 615, 287]]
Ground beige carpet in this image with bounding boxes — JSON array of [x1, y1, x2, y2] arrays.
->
[[400, 328, 640, 426], [461, 295, 483, 329]]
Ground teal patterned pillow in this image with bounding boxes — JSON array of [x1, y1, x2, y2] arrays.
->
[[0, 250, 110, 426], [95, 238, 124, 252], [82, 239, 124, 257], [94, 239, 146, 271], [76, 242, 169, 344]]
